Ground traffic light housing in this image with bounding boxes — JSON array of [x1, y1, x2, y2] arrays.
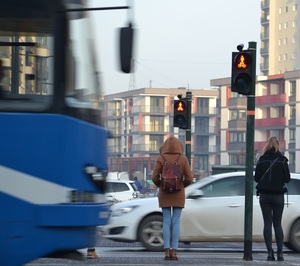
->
[[173, 99, 188, 129], [231, 51, 253, 95]]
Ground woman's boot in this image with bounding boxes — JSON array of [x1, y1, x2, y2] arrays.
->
[[267, 249, 275, 261], [170, 249, 178, 260], [164, 248, 170, 260], [277, 251, 284, 261]]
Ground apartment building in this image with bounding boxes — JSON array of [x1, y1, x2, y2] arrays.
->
[[104, 88, 220, 181], [261, 0, 300, 75], [211, 69, 300, 173]]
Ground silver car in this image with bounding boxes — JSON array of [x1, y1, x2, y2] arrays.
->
[[102, 172, 300, 251]]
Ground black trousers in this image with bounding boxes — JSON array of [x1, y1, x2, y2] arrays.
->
[[259, 193, 284, 252]]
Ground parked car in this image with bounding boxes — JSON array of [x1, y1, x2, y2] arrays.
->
[[105, 179, 141, 202], [102, 172, 300, 251]]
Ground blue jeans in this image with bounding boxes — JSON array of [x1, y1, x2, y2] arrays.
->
[[162, 207, 182, 249], [259, 193, 284, 252]]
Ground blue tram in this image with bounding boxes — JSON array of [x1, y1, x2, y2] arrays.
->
[[0, 0, 133, 265]]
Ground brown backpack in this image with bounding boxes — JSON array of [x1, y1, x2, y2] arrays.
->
[[161, 154, 182, 193]]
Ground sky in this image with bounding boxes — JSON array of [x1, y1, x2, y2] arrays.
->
[[89, 0, 261, 95]]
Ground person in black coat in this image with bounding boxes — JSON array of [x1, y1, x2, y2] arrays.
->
[[255, 136, 290, 262]]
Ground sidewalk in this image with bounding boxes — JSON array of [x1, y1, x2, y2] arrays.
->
[[86, 246, 300, 265]]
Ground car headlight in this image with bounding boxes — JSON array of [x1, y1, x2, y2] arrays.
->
[[111, 206, 138, 217]]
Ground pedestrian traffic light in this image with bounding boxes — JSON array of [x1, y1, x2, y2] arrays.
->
[[173, 99, 188, 129], [231, 51, 253, 95]]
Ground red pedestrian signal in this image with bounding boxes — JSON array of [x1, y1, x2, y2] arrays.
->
[[231, 51, 253, 95], [173, 99, 188, 129]]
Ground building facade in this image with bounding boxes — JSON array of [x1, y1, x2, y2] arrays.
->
[[211, 69, 300, 173], [104, 88, 220, 182], [261, 0, 300, 76]]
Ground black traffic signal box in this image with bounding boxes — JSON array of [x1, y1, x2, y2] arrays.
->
[[173, 99, 188, 129], [231, 51, 253, 95]]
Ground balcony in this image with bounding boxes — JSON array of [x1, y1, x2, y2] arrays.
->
[[255, 117, 286, 128], [194, 107, 218, 116], [228, 120, 246, 129], [131, 105, 168, 114], [193, 145, 219, 154], [131, 124, 171, 134], [256, 94, 286, 105], [228, 97, 247, 107], [255, 140, 286, 151], [131, 144, 160, 153], [228, 142, 246, 152]]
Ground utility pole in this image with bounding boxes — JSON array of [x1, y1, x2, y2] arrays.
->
[[231, 41, 256, 261], [185, 91, 192, 166], [243, 41, 256, 261]]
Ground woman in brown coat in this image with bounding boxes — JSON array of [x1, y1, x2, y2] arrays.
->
[[152, 136, 193, 260]]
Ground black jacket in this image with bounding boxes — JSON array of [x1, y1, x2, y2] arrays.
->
[[254, 149, 290, 195]]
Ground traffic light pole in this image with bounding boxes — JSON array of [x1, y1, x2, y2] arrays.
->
[[243, 41, 256, 261], [186, 91, 192, 166]]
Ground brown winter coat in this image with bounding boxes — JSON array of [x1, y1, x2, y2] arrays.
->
[[151, 136, 193, 208]]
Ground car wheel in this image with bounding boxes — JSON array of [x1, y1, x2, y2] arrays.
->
[[288, 219, 300, 252], [138, 215, 164, 251]]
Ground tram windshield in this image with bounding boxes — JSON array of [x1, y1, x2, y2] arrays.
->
[[0, 0, 101, 114]]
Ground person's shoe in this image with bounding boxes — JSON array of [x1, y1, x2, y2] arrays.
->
[[87, 249, 98, 259], [267, 249, 275, 261], [170, 249, 178, 260], [164, 248, 170, 260], [277, 251, 284, 261]]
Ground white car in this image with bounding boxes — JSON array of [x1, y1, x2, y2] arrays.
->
[[102, 172, 300, 251], [105, 179, 141, 202]]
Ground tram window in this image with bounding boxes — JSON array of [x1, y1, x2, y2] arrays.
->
[[0, 2, 54, 112], [0, 37, 54, 111]]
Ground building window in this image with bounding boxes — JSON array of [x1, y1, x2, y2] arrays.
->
[[229, 153, 246, 165], [195, 155, 209, 171], [289, 152, 295, 165], [195, 117, 209, 133], [270, 83, 280, 95], [293, 4, 297, 11], [290, 105, 296, 119], [279, 7, 282, 14], [283, 54, 287, 60], [229, 109, 246, 120], [270, 106, 280, 118], [197, 98, 209, 113], [150, 116, 164, 132], [290, 81, 296, 96], [196, 136, 209, 152], [290, 128, 296, 143], [150, 96, 164, 113], [284, 22, 288, 29], [279, 23, 282, 30], [283, 38, 288, 45], [229, 132, 246, 143], [293, 20, 297, 27]]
